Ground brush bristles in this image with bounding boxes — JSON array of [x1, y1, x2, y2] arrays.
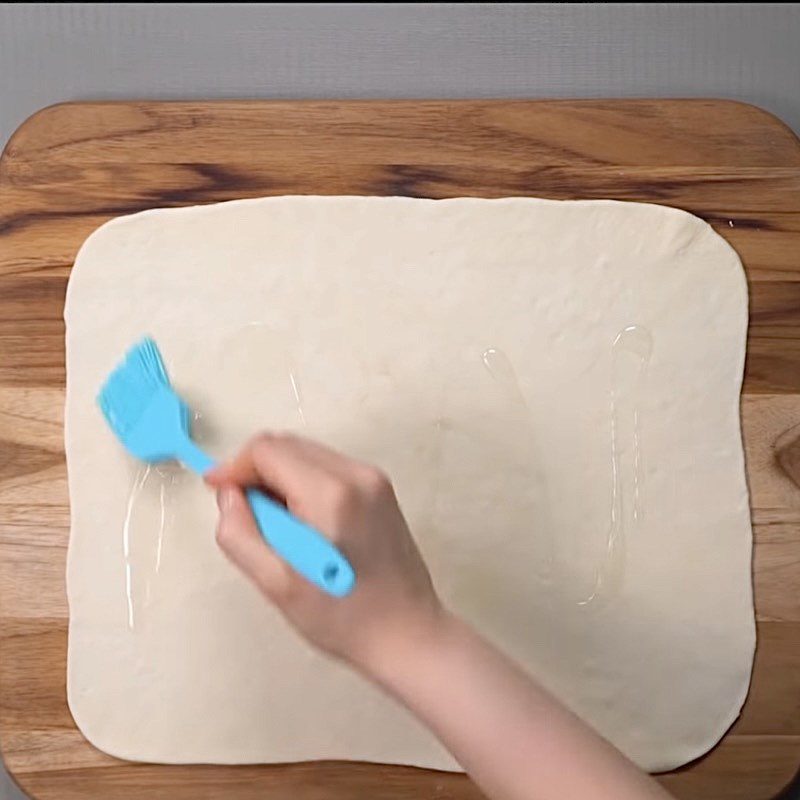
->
[[97, 337, 172, 437]]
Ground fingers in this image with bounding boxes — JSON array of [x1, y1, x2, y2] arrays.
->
[[206, 433, 328, 500], [204, 435, 273, 486], [206, 432, 367, 504], [215, 485, 292, 602]]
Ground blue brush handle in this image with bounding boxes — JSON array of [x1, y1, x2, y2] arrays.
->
[[245, 488, 355, 597], [175, 439, 355, 598], [176, 440, 217, 474]]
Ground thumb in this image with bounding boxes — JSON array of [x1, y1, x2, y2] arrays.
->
[[215, 485, 293, 603]]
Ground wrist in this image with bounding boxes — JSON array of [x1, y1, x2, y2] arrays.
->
[[355, 602, 456, 685]]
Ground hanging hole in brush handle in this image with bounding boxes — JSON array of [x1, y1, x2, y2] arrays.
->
[[245, 487, 355, 597]]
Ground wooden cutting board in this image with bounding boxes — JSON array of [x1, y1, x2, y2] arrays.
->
[[1, 100, 799, 800]]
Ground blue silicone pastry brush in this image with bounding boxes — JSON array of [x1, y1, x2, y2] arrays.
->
[[97, 337, 355, 597]]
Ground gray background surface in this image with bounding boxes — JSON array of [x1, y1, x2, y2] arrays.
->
[[1, 3, 799, 799], [2, 2, 800, 148]]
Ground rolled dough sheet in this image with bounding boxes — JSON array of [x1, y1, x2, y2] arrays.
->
[[65, 197, 755, 772]]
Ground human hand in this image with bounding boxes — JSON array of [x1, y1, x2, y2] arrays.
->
[[205, 432, 443, 672], [206, 435, 672, 800]]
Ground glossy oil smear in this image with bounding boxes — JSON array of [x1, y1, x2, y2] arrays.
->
[[481, 348, 528, 408], [579, 325, 653, 607], [222, 323, 307, 428], [120, 325, 305, 630], [122, 462, 188, 630]]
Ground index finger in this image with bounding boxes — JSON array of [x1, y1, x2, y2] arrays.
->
[[205, 432, 335, 505]]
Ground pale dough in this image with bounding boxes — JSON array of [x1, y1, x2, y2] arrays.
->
[[65, 197, 755, 772]]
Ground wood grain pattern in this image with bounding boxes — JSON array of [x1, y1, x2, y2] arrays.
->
[[0, 100, 799, 799]]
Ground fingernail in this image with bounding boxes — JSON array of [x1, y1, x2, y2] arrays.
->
[[216, 487, 236, 512]]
